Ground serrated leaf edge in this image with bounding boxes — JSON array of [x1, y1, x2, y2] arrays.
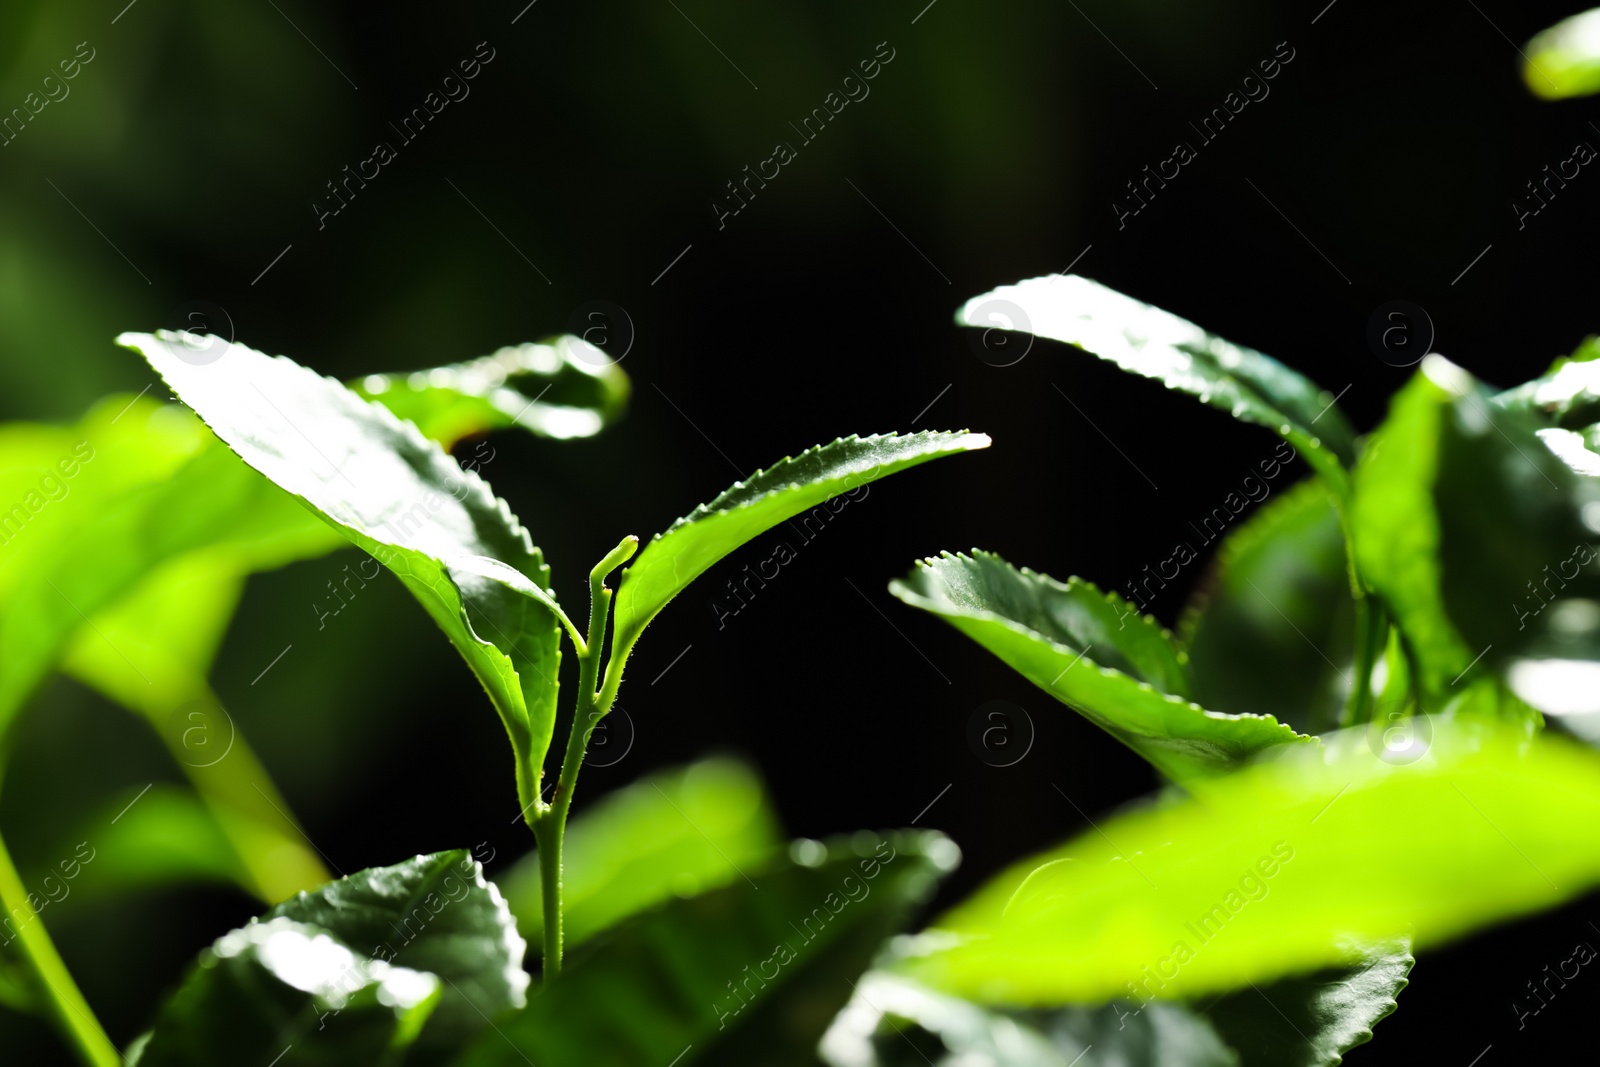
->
[[892, 550, 1312, 738]]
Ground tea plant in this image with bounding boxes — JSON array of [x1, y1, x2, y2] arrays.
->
[[828, 274, 1600, 1065], [61, 331, 982, 1063]]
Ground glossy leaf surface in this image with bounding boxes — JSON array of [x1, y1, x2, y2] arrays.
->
[[957, 275, 1355, 490], [891, 551, 1309, 780], [898, 722, 1600, 1004], [266, 850, 527, 1063], [132, 916, 440, 1067], [822, 972, 1238, 1067], [1355, 356, 1600, 714], [1349, 361, 1478, 697], [612, 431, 989, 653], [1204, 941, 1412, 1067], [456, 831, 957, 1067], [118, 332, 563, 811], [501, 757, 782, 948], [354, 336, 629, 449]]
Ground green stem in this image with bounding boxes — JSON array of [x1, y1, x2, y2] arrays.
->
[[0, 826, 119, 1067], [1342, 595, 1388, 728], [530, 535, 638, 985]]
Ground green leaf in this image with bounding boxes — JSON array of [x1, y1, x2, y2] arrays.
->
[[265, 850, 528, 1063], [611, 431, 989, 654], [1432, 365, 1600, 693], [957, 276, 1355, 491], [1203, 941, 1412, 1067], [890, 551, 1310, 781], [501, 757, 783, 949], [353, 336, 630, 450], [1524, 8, 1600, 99], [822, 971, 1238, 1067], [68, 786, 245, 897], [897, 720, 1600, 1004], [1493, 336, 1600, 429], [1181, 480, 1355, 735], [57, 549, 334, 902], [1349, 362, 1478, 698], [0, 432, 340, 743], [132, 916, 441, 1067], [117, 332, 565, 812], [455, 831, 958, 1067], [1355, 355, 1600, 714]]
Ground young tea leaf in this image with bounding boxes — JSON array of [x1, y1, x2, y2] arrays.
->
[[117, 332, 565, 813], [354, 336, 630, 449], [1355, 355, 1600, 713], [611, 431, 989, 654], [897, 721, 1600, 1005], [266, 850, 528, 1064], [822, 971, 1239, 1067], [132, 917, 441, 1067], [958, 275, 1355, 492], [455, 831, 958, 1067], [890, 551, 1310, 780], [1203, 940, 1412, 1067]]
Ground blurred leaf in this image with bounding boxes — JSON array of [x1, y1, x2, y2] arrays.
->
[[897, 721, 1600, 1004], [1524, 8, 1600, 99], [1494, 336, 1600, 430], [266, 850, 527, 1065], [821, 971, 1238, 1067], [0, 428, 338, 742], [1181, 480, 1355, 735], [1203, 941, 1412, 1067], [70, 786, 244, 896], [118, 332, 564, 813], [612, 431, 990, 654], [1356, 356, 1600, 714], [132, 917, 440, 1067], [1433, 362, 1600, 695], [58, 547, 333, 902], [502, 757, 782, 949], [890, 551, 1309, 781], [353, 336, 630, 450], [456, 831, 958, 1067], [957, 276, 1355, 491], [1349, 361, 1479, 698]]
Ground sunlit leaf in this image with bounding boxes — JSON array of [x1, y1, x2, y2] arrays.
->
[[891, 551, 1309, 780], [501, 757, 782, 948], [1355, 356, 1600, 714], [1524, 8, 1600, 99], [957, 276, 1355, 491], [821, 971, 1238, 1067], [1203, 941, 1412, 1067], [354, 336, 630, 449], [1494, 336, 1600, 430], [456, 831, 958, 1067], [897, 721, 1600, 1004], [612, 431, 989, 655], [132, 917, 441, 1067], [117, 332, 564, 813], [0, 433, 338, 744], [266, 851, 527, 1063]]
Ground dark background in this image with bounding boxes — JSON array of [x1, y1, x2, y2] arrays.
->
[[2, 0, 1597, 1060]]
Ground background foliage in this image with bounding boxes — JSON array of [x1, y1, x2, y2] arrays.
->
[[3, 0, 1598, 1061]]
